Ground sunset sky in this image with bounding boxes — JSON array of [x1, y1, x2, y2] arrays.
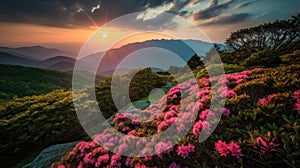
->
[[0, 0, 299, 52]]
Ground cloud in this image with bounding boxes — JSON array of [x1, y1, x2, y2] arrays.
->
[[193, 0, 236, 20], [0, 0, 196, 30], [200, 13, 251, 26], [91, 4, 100, 13], [234, 1, 253, 9]]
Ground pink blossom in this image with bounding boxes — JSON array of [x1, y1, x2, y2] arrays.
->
[[177, 144, 195, 158], [110, 154, 122, 168], [118, 143, 128, 153], [255, 137, 279, 154], [197, 89, 211, 98], [126, 157, 131, 166], [258, 98, 268, 105], [135, 164, 148, 168], [222, 107, 230, 116], [227, 142, 244, 158], [293, 90, 300, 99], [164, 110, 176, 120], [202, 121, 211, 134], [192, 121, 203, 136], [128, 130, 136, 136], [157, 121, 169, 133], [177, 123, 185, 132], [200, 109, 215, 120], [215, 140, 229, 156], [155, 141, 173, 158], [96, 154, 110, 167], [169, 162, 181, 168], [122, 127, 130, 132], [57, 165, 66, 168], [83, 152, 96, 165], [131, 119, 141, 125]]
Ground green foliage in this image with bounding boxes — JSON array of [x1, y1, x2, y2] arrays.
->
[[0, 90, 87, 167], [95, 68, 167, 118], [0, 64, 73, 100], [187, 54, 204, 70], [280, 50, 300, 64], [242, 50, 282, 67]]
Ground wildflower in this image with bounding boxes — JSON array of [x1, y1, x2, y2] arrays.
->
[[96, 154, 110, 167], [255, 137, 279, 154], [200, 109, 215, 120], [177, 144, 195, 158], [122, 127, 130, 132], [215, 140, 229, 156], [110, 154, 122, 168], [222, 107, 230, 116], [227, 142, 243, 158], [169, 162, 181, 168], [155, 141, 173, 158], [118, 143, 128, 153], [258, 98, 268, 105], [128, 130, 136, 136], [126, 157, 131, 166], [83, 152, 96, 165], [192, 121, 203, 136], [57, 165, 66, 168]]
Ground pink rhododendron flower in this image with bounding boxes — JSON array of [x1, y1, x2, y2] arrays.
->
[[255, 137, 279, 154], [192, 121, 203, 136], [83, 152, 96, 165], [96, 154, 110, 167], [131, 119, 140, 125], [177, 123, 185, 132], [177, 144, 195, 158], [125, 157, 131, 166], [122, 127, 130, 132], [164, 110, 176, 120], [215, 140, 243, 158], [200, 109, 215, 120], [110, 154, 122, 168], [169, 162, 181, 168], [118, 143, 128, 153], [128, 130, 136, 136], [258, 98, 268, 105], [227, 142, 244, 158], [215, 140, 229, 156], [135, 164, 148, 168], [202, 121, 211, 134], [155, 141, 173, 158], [222, 107, 230, 116], [57, 165, 66, 168]]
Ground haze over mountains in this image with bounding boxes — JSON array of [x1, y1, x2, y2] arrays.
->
[[0, 40, 224, 75]]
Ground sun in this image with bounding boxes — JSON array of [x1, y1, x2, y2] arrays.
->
[[101, 32, 108, 38]]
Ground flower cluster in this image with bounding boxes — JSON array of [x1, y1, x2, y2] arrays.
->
[[176, 144, 195, 158], [215, 140, 244, 158], [293, 90, 300, 111], [255, 136, 279, 155], [258, 94, 278, 105]]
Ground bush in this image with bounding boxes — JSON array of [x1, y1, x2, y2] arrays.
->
[[242, 50, 282, 67], [53, 65, 300, 167]]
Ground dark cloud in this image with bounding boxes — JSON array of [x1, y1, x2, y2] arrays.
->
[[234, 1, 253, 9], [200, 13, 251, 26], [0, 0, 195, 29], [193, 0, 236, 20]]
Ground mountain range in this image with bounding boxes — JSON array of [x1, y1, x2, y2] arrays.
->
[[0, 40, 224, 75]]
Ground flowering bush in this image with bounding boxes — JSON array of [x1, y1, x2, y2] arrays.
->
[[52, 65, 300, 167]]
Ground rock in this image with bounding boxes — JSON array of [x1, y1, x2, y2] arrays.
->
[[23, 141, 78, 168]]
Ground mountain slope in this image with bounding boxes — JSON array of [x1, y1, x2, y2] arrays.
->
[[0, 64, 73, 100]]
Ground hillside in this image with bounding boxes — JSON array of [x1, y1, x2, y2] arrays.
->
[[51, 64, 300, 167], [0, 68, 167, 167], [0, 64, 104, 101], [0, 64, 73, 100]]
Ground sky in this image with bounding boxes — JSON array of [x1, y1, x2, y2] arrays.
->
[[0, 0, 299, 52]]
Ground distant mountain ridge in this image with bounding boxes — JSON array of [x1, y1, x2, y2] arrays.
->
[[0, 40, 225, 75]]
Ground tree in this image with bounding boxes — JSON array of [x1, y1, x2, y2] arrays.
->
[[225, 14, 300, 63], [187, 54, 204, 70]]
